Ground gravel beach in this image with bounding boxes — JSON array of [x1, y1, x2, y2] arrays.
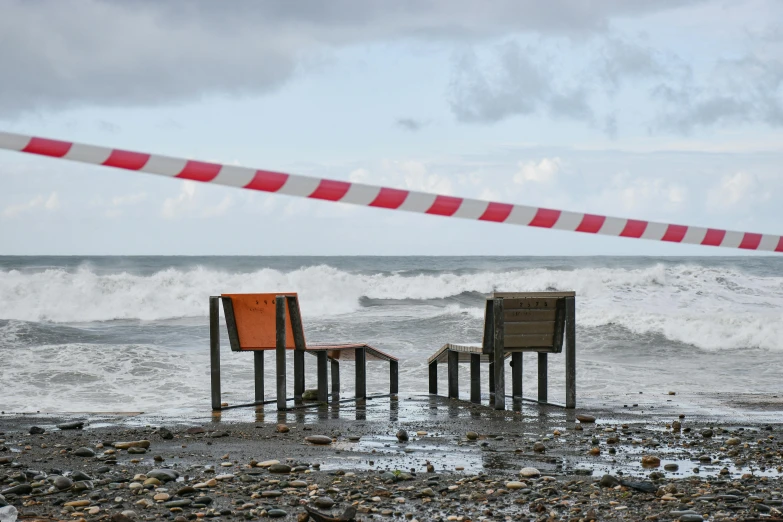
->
[[1, 394, 781, 522]]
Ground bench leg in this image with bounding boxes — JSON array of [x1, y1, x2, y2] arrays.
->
[[447, 350, 459, 399], [317, 352, 328, 403], [390, 360, 399, 395], [565, 296, 576, 409], [331, 358, 340, 400], [538, 352, 548, 403], [355, 347, 367, 400], [428, 361, 437, 394], [512, 352, 522, 399], [254, 351, 265, 403], [209, 296, 221, 410], [275, 297, 287, 411], [470, 353, 481, 404], [293, 350, 304, 404]]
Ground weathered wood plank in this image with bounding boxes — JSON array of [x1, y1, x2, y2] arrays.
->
[[317, 351, 328, 402], [504, 333, 555, 348], [538, 352, 548, 402], [565, 296, 576, 409], [355, 347, 367, 400], [502, 298, 559, 310], [390, 360, 399, 395], [504, 322, 556, 335], [511, 352, 523, 398], [330, 359, 340, 400], [482, 299, 494, 355], [470, 353, 481, 404], [254, 351, 264, 403], [504, 309, 557, 322], [275, 296, 287, 411], [447, 349, 459, 399], [209, 296, 221, 410], [493, 291, 575, 298], [493, 298, 506, 410], [428, 361, 438, 394], [221, 297, 241, 352]]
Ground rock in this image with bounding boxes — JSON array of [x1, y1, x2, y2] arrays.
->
[[588, 447, 600, 456], [664, 463, 679, 471], [305, 435, 332, 445], [314, 496, 334, 508], [74, 447, 96, 457], [619, 480, 657, 493], [143, 478, 161, 486], [276, 424, 290, 433], [114, 441, 150, 449], [396, 430, 408, 442], [147, 469, 178, 482], [57, 421, 84, 430], [193, 496, 212, 505], [29, 426, 45, 435], [54, 476, 73, 490], [127, 447, 146, 454], [519, 467, 540, 478], [153, 493, 170, 501], [262, 491, 283, 498], [72, 480, 93, 492], [726, 437, 741, 445], [701, 429, 714, 438], [64, 500, 91, 507], [1, 484, 32, 496], [466, 432, 478, 441], [641, 455, 661, 468], [176, 486, 197, 496], [158, 428, 173, 440], [185, 427, 205, 434], [533, 442, 546, 453], [267, 509, 287, 518], [576, 414, 596, 423], [257, 460, 280, 468], [599, 475, 620, 488], [163, 500, 191, 508], [679, 515, 704, 522], [269, 464, 292, 473], [672, 421, 682, 431], [302, 389, 319, 401], [505, 481, 524, 490], [71, 471, 93, 481], [111, 513, 134, 522]]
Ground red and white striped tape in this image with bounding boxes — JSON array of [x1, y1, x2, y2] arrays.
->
[[1, 130, 780, 252]]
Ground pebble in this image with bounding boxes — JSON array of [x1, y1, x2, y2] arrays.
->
[[29, 426, 45, 435], [599, 475, 620, 488], [641, 455, 661, 467], [267, 509, 287, 518], [466, 432, 478, 440], [305, 435, 332, 445], [269, 464, 292, 473], [64, 500, 91, 507], [396, 430, 409, 442], [127, 447, 146, 454], [114, 440, 151, 449], [505, 481, 524, 490], [54, 476, 73, 490], [257, 460, 280, 467], [576, 414, 596, 423], [664, 463, 679, 471], [262, 490, 283, 497], [147, 469, 178, 482], [519, 467, 540, 478], [74, 447, 96, 457], [532, 442, 546, 453], [276, 424, 289, 433], [164, 500, 192, 508], [158, 427, 174, 440], [701, 429, 714, 438], [154, 493, 170, 501], [726, 437, 741, 445], [57, 421, 84, 430], [314, 496, 334, 508], [72, 471, 93, 481]]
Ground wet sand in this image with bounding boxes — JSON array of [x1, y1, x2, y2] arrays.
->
[[1, 393, 782, 521]]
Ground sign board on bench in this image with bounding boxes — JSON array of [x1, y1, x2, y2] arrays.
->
[[221, 293, 298, 351]]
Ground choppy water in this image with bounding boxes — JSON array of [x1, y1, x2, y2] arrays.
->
[[1, 256, 781, 415]]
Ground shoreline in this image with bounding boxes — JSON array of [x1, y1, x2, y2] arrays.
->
[[1, 394, 782, 521]]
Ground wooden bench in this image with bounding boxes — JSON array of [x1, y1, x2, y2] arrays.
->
[[209, 293, 398, 410], [428, 291, 576, 409]]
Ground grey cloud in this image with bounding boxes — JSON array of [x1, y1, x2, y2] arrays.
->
[[0, 0, 696, 118], [598, 37, 670, 89], [396, 118, 427, 132], [449, 42, 594, 124]]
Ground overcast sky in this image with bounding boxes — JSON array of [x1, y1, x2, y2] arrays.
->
[[1, 0, 782, 255]]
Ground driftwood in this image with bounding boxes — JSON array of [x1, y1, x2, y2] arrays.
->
[[303, 505, 357, 522]]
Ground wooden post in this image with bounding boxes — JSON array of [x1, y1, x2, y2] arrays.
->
[[488, 362, 495, 398], [390, 360, 399, 395], [492, 298, 505, 410], [470, 353, 481, 404], [275, 295, 287, 411], [330, 358, 340, 400], [512, 352, 523, 399], [355, 347, 367, 400], [254, 351, 264, 403], [428, 361, 437, 394], [538, 352, 548, 403], [286, 296, 307, 404], [209, 296, 221, 410], [317, 352, 328, 402], [565, 296, 576, 409], [447, 350, 459, 399]]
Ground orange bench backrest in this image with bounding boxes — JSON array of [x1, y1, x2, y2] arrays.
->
[[221, 293, 299, 350]]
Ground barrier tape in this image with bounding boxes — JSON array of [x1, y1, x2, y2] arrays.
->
[[0, 130, 780, 253]]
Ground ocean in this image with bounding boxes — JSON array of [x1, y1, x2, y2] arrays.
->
[[1, 256, 781, 416]]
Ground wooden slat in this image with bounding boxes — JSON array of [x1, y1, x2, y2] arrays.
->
[[505, 321, 555, 335], [505, 333, 554, 348], [493, 291, 575, 298], [504, 309, 557, 321], [502, 297, 559, 310]]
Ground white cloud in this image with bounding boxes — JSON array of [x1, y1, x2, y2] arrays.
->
[[587, 174, 687, 214], [514, 157, 561, 184], [202, 195, 233, 217], [161, 182, 197, 219], [707, 171, 765, 210], [3, 192, 59, 218], [111, 192, 147, 206]]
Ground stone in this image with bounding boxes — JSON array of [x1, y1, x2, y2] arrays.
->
[[1, 484, 32, 496], [679, 515, 704, 522], [664, 463, 679, 471], [57, 421, 84, 430], [576, 414, 596, 423], [256, 460, 280, 468], [153, 493, 170, 501], [314, 496, 334, 508], [185, 427, 205, 434], [29, 426, 45, 435], [305, 435, 332, 445], [114, 441, 150, 450], [193, 496, 212, 505], [701, 429, 714, 438], [396, 430, 409, 442], [147, 469, 178, 482], [533, 442, 546, 453], [54, 476, 73, 490], [72, 471, 93, 481], [175, 486, 197, 496], [289, 480, 307, 487], [268, 464, 291, 473], [163, 500, 192, 508], [519, 467, 540, 478], [111, 513, 134, 522], [641, 455, 661, 468], [127, 447, 146, 455], [267, 509, 287, 518], [276, 424, 289, 433], [262, 491, 283, 498], [505, 481, 524, 490], [158, 428, 173, 440], [620, 480, 656, 493], [143, 478, 161, 486], [726, 437, 741, 446], [74, 447, 96, 457], [588, 447, 600, 455], [466, 432, 478, 441], [599, 475, 620, 488], [72, 480, 93, 492], [302, 389, 319, 401], [64, 500, 91, 507]]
